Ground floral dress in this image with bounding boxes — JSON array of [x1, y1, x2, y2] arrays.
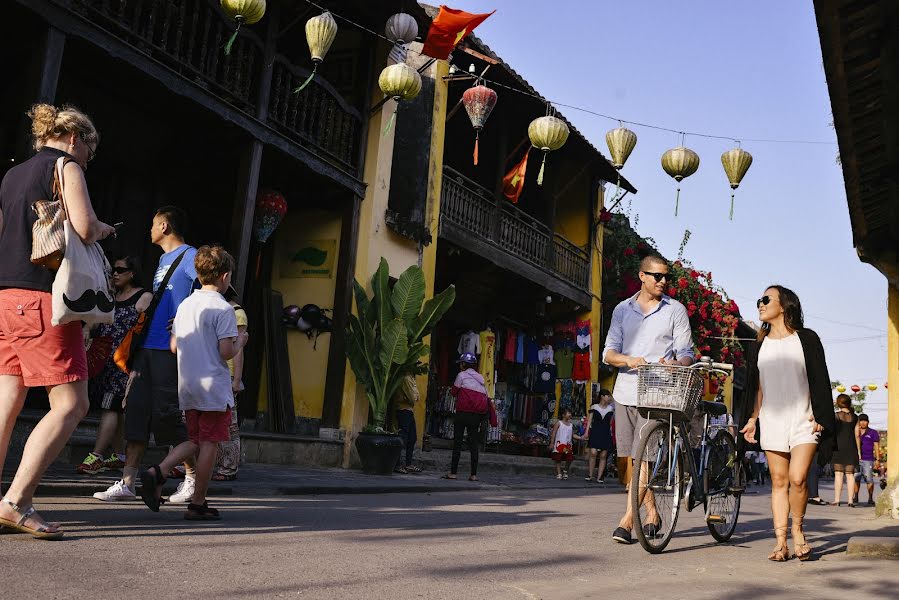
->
[[89, 289, 147, 411]]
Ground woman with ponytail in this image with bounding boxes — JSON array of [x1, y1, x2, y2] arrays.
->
[[0, 104, 116, 539]]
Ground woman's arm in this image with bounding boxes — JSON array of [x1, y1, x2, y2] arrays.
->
[[231, 324, 247, 392], [740, 388, 763, 443], [62, 162, 115, 244], [135, 292, 153, 314]]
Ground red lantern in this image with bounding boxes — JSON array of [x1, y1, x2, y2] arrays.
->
[[851, 385, 861, 394], [462, 84, 497, 166], [253, 190, 287, 276]]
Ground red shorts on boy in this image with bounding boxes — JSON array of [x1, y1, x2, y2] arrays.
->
[[186, 407, 232, 444]]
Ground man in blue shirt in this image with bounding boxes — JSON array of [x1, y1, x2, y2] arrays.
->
[[603, 255, 694, 544], [95, 206, 198, 502]]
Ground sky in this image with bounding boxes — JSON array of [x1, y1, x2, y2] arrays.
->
[[447, 0, 891, 428]]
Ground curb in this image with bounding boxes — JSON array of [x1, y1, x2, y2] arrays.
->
[[847, 536, 899, 559]]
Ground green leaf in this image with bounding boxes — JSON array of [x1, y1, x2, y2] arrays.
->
[[390, 265, 425, 322], [345, 317, 373, 388], [372, 257, 392, 334], [408, 285, 456, 343], [379, 319, 409, 369], [353, 279, 371, 320]]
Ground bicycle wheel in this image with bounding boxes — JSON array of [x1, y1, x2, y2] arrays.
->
[[631, 420, 683, 553], [704, 431, 741, 542]]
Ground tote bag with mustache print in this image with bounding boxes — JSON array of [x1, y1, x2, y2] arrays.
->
[[50, 159, 114, 327]]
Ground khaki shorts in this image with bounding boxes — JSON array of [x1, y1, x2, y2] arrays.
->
[[614, 401, 651, 458]]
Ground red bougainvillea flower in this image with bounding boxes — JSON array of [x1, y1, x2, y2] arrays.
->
[[687, 301, 697, 316], [690, 270, 700, 279], [623, 247, 635, 257], [667, 287, 676, 297], [599, 208, 613, 223], [637, 242, 647, 251], [603, 258, 613, 269], [678, 277, 689, 289], [623, 275, 641, 296]]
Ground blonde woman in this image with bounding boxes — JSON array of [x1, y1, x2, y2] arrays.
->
[[0, 104, 116, 539], [740, 285, 835, 562]]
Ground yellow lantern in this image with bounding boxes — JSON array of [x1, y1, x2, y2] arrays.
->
[[528, 115, 569, 186], [721, 146, 753, 220], [378, 63, 422, 134], [220, 0, 266, 56], [661, 146, 700, 216], [835, 385, 846, 393], [295, 11, 338, 93], [605, 125, 637, 199], [867, 383, 878, 392]]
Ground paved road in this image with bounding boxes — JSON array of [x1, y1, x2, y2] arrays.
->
[[3, 482, 897, 599]]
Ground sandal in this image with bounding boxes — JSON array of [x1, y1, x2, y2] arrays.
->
[[211, 473, 237, 481], [184, 501, 221, 521], [140, 465, 166, 512], [441, 474, 457, 480], [767, 546, 791, 562], [0, 497, 63, 540], [794, 542, 813, 561], [394, 466, 408, 474], [406, 465, 422, 473]]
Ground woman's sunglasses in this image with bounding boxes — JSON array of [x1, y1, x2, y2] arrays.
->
[[641, 271, 669, 282], [112, 267, 131, 275], [757, 296, 772, 308]]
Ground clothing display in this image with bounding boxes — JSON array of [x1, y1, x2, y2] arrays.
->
[[571, 350, 591, 381], [534, 364, 557, 393], [458, 330, 480, 356], [555, 348, 574, 379], [504, 330, 517, 362], [576, 319, 591, 350], [538, 345, 554, 365], [478, 328, 496, 398], [525, 336, 540, 364]]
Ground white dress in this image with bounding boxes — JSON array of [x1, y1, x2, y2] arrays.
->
[[757, 333, 819, 452]]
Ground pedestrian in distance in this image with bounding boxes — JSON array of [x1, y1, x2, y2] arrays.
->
[[603, 254, 695, 545], [444, 353, 491, 482], [77, 256, 152, 475], [740, 285, 835, 562], [139, 245, 248, 520], [806, 450, 827, 506], [393, 375, 422, 475], [830, 394, 858, 507], [212, 286, 248, 481], [0, 104, 115, 539], [854, 414, 881, 506], [549, 408, 583, 480], [94, 206, 199, 504], [584, 389, 614, 483], [754, 449, 768, 486]]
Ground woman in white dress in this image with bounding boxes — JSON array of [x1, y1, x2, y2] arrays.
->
[[740, 285, 835, 562]]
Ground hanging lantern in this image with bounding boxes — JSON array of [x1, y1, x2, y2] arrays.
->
[[528, 115, 569, 186], [462, 84, 498, 166], [220, 0, 266, 56], [295, 11, 338, 93], [867, 383, 878, 392], [385, 12, 418, 63], [605, 125, 637, 198], [721, 146, 753, 220], [661, 146, 700, 216], [835, 385, 846, 393], [851, 385, 861, 394], [253, 190, 287, 277], [378, 63, 422, 135]]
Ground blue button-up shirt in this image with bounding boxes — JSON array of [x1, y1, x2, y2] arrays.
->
[[602, 294, 695, 406]]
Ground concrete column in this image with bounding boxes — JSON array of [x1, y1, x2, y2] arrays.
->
[[887, 283, 898, 486]]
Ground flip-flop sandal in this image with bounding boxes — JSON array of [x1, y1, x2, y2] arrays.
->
[[394, 466, 408, 474], [140, 465, 166, 512], [406, 465, 422, 473], [0, 498, 63, 540], [184, 502, 221, 521], [441, 474, 457, 480]]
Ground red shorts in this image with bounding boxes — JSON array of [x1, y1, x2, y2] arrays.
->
[[0, 289, 87, 387], [185, 407, 232, 444], [552, 451, 575, 463]]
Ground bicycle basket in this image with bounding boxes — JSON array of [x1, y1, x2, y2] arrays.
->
[[636, 364, 705, 419]]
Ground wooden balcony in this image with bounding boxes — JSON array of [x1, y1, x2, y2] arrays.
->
[[440, 167, 592, 305]]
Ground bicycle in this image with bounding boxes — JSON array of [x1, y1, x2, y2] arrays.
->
[[630, 358, 744, 554]]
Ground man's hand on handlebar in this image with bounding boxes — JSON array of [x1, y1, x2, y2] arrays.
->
[[625, 356, 648, 369]]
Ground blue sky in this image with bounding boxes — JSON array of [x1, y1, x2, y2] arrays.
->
[[447, 0, 890, 427]]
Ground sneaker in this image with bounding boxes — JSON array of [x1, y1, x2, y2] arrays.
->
[[597, 478, 605, 484], [556, 473, 563, 480], [103, 454, 126, 471], [168, 476, 196, 504], [93, 480, 136, 502], [584, 476, 593, 482], [643, 521, 661, 539], [562, 472, 569, 480], [76, 452, 105, 475], [867, 499, 875, 507], [612, 527, 633, 544]]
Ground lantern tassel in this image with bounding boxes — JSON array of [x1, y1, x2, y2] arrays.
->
[[674, 187, 681, 216], [473, 133, 479, 166], [224, 19, 243, 56], [294, 64, 318, 93], [729, 192, 735, 221], [382, 107, 397, 136], [537, 153, 547, 186], [614, 172, 621, 202]]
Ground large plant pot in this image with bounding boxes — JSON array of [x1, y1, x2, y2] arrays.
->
[[355, 431, 404, 475]]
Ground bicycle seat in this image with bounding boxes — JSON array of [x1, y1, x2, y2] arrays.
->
[[700, 401, 728, 417]]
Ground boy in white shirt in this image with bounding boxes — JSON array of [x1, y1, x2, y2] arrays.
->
[[138, 245, 248, 520]]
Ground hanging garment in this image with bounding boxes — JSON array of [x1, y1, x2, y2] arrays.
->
[[504, 329, 517, 362], [537, 345, 555, 365], [516, 331, 526, 363], [533, 363, 557, 393], [573, 382, 588, 417], [559, 379, 574, 415], [525, 337, 540, 364], [458, 330, 481, 356], [479, 329, 497, 398], [576, 319, 591, 350], [571, 350, 591, 381], [555, 348, 574, 379]]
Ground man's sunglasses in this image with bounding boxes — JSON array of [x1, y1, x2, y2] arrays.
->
[[111, 267, 131, 275], [641, 271, 669, 282], [757, 296, 772, 308]]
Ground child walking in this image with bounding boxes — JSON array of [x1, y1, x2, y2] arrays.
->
[[550, 409, 583, 480], [138, 246, 248, 520]]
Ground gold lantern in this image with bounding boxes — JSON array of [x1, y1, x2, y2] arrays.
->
[[835, 385, 846, 393], [661, 145, 700, 216], [378, 63, 422, 134], [220, 0, 266, 56], [605, 124, 637, 197], [528, 115, 569, 186], [721, 146, 753, 220], [295, 11, 338, 93], [867, 383, 878, 392]]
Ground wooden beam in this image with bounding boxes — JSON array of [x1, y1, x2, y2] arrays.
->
[[15, 26, 66, 161], [229, 139, 263, 297]]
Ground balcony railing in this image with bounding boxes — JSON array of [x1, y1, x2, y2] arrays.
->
[[66, 0, 362, 172], [441, 167, 590, 291]]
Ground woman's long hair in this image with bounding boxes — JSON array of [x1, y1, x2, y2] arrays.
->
[[757, 284, 804, 341]]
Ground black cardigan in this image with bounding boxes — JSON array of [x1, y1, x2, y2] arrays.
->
[[738, 328, 836, 464]]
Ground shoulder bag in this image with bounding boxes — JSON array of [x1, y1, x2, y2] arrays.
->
[[30, 156, 68, 270]]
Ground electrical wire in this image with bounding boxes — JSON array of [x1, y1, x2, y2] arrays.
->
[[300, 0, 838, 147]]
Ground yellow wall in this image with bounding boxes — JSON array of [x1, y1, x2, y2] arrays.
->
[[888, 283, 898, 483]]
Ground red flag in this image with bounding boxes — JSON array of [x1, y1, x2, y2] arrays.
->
[[502, 148, 531, 203], [422, 6, 494, 60]]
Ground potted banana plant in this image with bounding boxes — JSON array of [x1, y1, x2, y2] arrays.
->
[[345, 258, 455, 474]]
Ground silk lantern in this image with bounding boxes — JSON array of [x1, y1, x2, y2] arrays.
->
[[661, 146, 700, 216], [378, 63, 422, 135], [605, 125, 637, 197], [385, 12, 418, 63], [220, 0, 266, 55], [867, 383, 878, 392], [295, 11, 338, 93], [253, 190, 287, 276], [851, 385, 861, 394], [462, 84, 498, 165], [835, 385, 846, 393], [721, 146, 753, 220], [528, 115, 569, 186]]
